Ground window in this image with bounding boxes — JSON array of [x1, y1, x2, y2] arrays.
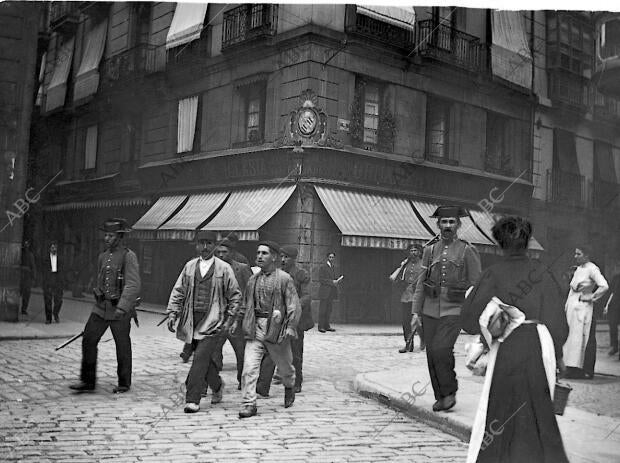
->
[[142, 243, 153, 275], [84, 125, 98, 170], [547, 12, 593, 75], [426, 97, 451, 160], [240, 83, 266, 144], [177, 96, 199, 153], [601, 18, 620, 59], [363, 84, 380, 145], [486, 113, 531, 177]]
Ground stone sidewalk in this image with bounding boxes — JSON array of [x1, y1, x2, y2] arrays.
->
[[354, 332, 620, 463]]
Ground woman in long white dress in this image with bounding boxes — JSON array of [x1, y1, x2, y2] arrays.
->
[[563, 246, 608, 379]]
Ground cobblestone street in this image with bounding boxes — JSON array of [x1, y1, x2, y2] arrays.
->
[[0, 304, 467, 462]]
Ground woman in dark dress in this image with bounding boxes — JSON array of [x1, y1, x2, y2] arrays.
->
[[460, 216, 569, 463]]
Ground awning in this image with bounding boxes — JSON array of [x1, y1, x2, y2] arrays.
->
[[166, 2, 209, 50], [491, 11, 532, 89], [314, 186, 433, 249], [202, 185, 297, 241], [45, 37, 74, 112], [469, 210, 545, 255], [412, 201, 497, 249], [132, 195, 187, 230], [159, 191, 228, 230], [356, 5, 415, 31], [74, 19, 108, 102], [43, 196, 150, 212]]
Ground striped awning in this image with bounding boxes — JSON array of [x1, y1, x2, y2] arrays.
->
[[160, 192, 228, 230], [43, 197, 150, 211], [469, 210, 545, 255], [356, 5, 416, 31], [314, 186, 433, 250], [202, 185, 296, 241], [166, 2, 209, 50], [132, 195, 187, 230], [412, 201, 497, 250]]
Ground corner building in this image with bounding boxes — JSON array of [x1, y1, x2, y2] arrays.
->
[[30, 4, 620, 323]]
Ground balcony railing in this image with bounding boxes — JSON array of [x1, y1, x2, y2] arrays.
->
[[346, 8, 415, 50], [592, 179, 619, 209], [102, 44, 165, 84], [415, 19, 483, 72], [548, 70, 590, 109], [49, 2, 80, 32], [222, 4, 278, 50], [546, 169, 590, 208]]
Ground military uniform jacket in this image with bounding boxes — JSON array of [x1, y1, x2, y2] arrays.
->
[[412, 238, 481, 319], [93, 246, 141, 320]]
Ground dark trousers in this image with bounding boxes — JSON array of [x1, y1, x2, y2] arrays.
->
[[257, 330, 304, 394], [318, 298, 334, 330], [583, 316, 597, 377], [422, 314, 460, 401], [80, 312, 132, 388], [43, 283, 63, 321], [185, 333, 225, 404], [609, 304, 619, 351], [213, 332, 246, 385], [21, 285, 31, 314], [401, 302, 424, 346]]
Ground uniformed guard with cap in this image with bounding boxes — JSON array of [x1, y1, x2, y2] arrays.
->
[[70, 218, 141, 394], [411, 206, 481, 412]]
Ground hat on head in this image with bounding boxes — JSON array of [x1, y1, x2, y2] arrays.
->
[[99, 218, 132, 233], [194, 230, 217, 242], [258, 240, 280, 255], [280, 245, 298, 258], [430, 206, 468, 218]]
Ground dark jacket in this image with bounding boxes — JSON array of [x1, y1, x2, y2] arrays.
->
[[41, 252, 64, 289], [230, 260, 252, 298], [318, 262, 338, 300], [286, 264, 313, 331], [460, 254, 569, 360], [242, 269, 299, 344]]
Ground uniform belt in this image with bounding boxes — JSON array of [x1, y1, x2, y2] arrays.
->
[[254, 310, 270, 318]]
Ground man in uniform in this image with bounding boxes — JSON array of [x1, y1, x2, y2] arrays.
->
[[214, 238, 252, 390], [257, 245, 312, 395], [238, 241, 300, 418], [70, 218, 141, 394], [166, 230, 241, 413], [411, 206, 481, 412]]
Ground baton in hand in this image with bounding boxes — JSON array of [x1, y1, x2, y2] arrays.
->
[[55, 331, 84, 351]]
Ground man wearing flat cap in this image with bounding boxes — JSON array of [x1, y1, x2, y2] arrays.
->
[[166, 230, 242, 413], [70, 218, 141, 394], [213, 238, 252, 390], [238, 241, 300, 418], [257, 245, 312, 395], [411, 206, 481, 412]]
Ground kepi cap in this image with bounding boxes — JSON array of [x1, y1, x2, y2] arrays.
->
[[430, 206, 468, 218]]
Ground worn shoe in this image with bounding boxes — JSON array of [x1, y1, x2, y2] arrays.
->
[[434, 394, 456, 412], [256, 389, 270, 399], [180, 352, 191, 363], [294, 385, 302, 394], [239, 405, 257, 418], [69, 382, 95, 393], [608, 347, 619, 356], [211, 381, 224, 404], [284, 387, 295, 408], [326, 328, 336, 332], [432, 400, 443, 412], [184, 403, 200, 413], [113, 385, 130, 394], [398, 346, 409, 353], [54, 315, 60, 323], [45, 320, 51, 325], [318, 328, 326, 333]]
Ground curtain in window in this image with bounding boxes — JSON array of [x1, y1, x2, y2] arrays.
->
[[74, 19, 108, 102], [177, 96, 199, 153], [45, 37, 75, 112], [491, 11, 532, 89]]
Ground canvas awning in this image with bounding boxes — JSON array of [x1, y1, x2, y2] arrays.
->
[[43, 196, 149, 211], [314, 186, 433, 249], [412, 201, 497, 250], [491, 11, 532, 89], [159, 191, 228, 230], [45, 37, 74, 112], [469, 209, 545, 255], [356, 5, 416, 31], [132, 195, 187, 230], [166, 2, 209, 50], [74, 19, 108, 102], [202, 185, 296, 241]]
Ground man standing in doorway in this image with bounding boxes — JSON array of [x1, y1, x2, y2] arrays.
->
[[70, 218, 141, 394], [318, 252, 342, 332], [42, 241, 64, 324], [412, 206, 481, 412], [166, 230, 241, 413], [238, 241, 300, 418]]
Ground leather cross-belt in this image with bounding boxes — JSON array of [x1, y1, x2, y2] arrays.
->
[[254, 310, 270, 318]]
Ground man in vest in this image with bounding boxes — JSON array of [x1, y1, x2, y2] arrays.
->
[[70, 218, 141, 394], [257, 245, 312, 395], [411, 206, 481, 412], [238, 241, 300, 418], [166, 230, 241, 413]]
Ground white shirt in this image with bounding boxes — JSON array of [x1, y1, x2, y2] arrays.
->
[[199, 256, 214, 278], [50, 253, 57, 272]]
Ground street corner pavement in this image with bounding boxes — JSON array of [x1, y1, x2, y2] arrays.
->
[[354, 331, 620, 463]]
